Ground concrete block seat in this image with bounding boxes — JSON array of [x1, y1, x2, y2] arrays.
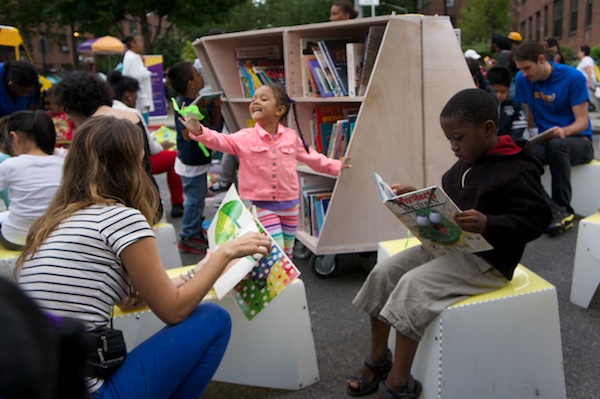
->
[[541, 159, 600, 217], [113, 265, 319, 390], [378, 238, 566, 399], [571, 212, 600, 308]]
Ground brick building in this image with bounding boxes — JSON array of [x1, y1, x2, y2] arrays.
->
[[416, 0, 599, 50]]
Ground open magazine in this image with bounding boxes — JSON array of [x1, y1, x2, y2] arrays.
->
[[528, 127, 556, 145], [207, 185, 300, 321], [374, 172, 493, 258]]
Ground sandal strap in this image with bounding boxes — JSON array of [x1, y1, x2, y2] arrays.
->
[[364, 349, 392, 375], [378, 377, 423, 399]]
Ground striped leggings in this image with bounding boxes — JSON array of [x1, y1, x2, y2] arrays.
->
[[255, 205, 299, 258]]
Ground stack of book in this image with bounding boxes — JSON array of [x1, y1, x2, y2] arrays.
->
[[300, 25, 385, 98], [311, 105, 357, 158], [299, 175, 335, 237], [236, 45, 285, 98]]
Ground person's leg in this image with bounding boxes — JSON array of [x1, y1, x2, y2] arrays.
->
[[278, 205, 299, 258], [179, 174, 208, 253], [588, 87, 600, 114], [545, 137, 594, 213], [255, 207, 285, 251], [379, 251, 507, 395], [95, 303, 231, 399], [150, 151, 184, 206]]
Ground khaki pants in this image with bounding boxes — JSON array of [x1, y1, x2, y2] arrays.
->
[[353, 245, 507, 341]]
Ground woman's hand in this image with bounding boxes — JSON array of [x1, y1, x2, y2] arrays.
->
[[390, 183, 418, 196], [218, 232, 272, 260]]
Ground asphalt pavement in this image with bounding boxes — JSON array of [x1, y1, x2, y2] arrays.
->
[[151, 110, 600, 399]]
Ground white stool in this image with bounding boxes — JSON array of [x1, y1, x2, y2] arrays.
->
[[113, 266, 319, 390], [379, 239, 566, 399], [153, 222, 182, 269], [571, 213, 600, 308], [541, 159, 600, 217]]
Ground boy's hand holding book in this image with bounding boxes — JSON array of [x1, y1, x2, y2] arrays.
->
[[389, 183, 418, 196], [454, 209, 488, 234]]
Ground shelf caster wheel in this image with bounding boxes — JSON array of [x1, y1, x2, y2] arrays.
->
[[359, 252, 377, 272], [293, 239, 312, 260], [310, 254, 338, 278]]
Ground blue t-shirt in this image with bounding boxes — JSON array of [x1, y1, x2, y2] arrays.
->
[[0, 63, 36, 117], [514, 62, 592, 140]]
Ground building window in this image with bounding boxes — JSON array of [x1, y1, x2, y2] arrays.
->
[[544, 6, 548, 38], [553, 0, 563, 38], [585, 0, 593, 27], [535, 11, 541, 42], [521, 21, 526, 38], [528, 16, 533, 40], [128, 20, 137, 35], [569, 0, 578, 33]]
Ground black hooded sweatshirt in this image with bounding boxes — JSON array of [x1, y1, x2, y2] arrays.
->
[[442, 135, 552, 280]]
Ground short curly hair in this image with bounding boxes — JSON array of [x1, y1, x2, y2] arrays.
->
[[441, 88, 498, 127], [56, 72, 114, 117]]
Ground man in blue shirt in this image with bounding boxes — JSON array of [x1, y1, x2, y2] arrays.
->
[[514, 41, 594, 236], [0, 61, 38, 117]]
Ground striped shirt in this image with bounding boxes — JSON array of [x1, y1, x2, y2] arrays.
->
[[18, 204, 154, 392]]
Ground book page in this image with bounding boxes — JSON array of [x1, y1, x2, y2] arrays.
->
[[374, 174, 493, 257]]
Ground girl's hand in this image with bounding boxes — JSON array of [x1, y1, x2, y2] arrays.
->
[[219, 232, 272, 260], [178, 116, 202, 137], [390, 183, 418, 196], [454, 209, 488, 234], [340, 155, 352, 169]]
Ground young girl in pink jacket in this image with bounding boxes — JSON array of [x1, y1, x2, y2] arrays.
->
[[180, 84, 351, 257]]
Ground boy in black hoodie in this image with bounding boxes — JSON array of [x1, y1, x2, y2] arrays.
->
[[346, 88, 551, 399]]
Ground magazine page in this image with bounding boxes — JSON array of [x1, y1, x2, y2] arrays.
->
[[374, 174, 493, 257]]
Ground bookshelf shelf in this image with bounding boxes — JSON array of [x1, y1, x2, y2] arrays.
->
[[193, 15, 473, 266]]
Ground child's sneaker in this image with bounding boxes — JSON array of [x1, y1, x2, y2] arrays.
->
[[178, 236, 208, 254]]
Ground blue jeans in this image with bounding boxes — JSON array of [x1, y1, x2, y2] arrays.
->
[[94, 303, 231, 399], [181, 173, 207, 239]]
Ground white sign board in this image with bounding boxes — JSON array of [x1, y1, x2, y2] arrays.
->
[[358, 0, 380, 5]]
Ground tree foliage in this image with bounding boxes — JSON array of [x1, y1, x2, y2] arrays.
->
[[459, 0, 510, 45]]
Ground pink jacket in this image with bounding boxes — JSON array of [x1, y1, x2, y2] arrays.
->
[[191, 122, 342, 201]]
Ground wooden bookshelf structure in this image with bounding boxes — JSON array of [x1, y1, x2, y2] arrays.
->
[[194, 15, 474, 275]]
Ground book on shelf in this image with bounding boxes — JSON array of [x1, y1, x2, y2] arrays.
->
[[318, 39, 349, 96], [373, 173, 494, 258], [346, 42, 364, 96], [307, 58, 333, 98], [311, 45, 345, 97], [314, 105, 348, 154], [207, 185, 300, 321], [301, 53, 319, 97], [358, 26, 386, 96], [235, 45, 285, 98], [299, 175, 335, 237]]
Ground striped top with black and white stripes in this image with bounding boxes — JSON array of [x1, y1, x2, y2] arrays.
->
[[18, 203, 154, 392]]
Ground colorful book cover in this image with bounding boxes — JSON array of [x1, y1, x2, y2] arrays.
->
[[307, 59, 333, 98], [320, 123, 334, 155], [152, 125, 178, 149], [207, 186, 300, 320], [311, 47, 344, 97], [318, 40, 348, 96], [374, 173, 494, 258], [346, 42, 364, 96], [358, 26, 385, 96], [302, 54, 319, 97]]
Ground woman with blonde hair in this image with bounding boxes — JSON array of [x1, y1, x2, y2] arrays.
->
[[17, 116, 271, 399]]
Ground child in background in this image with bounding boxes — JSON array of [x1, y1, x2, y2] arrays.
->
[[180, 83, 351, 258], [346, 88, 550, 398], [0, 110, 63, 249], [167, 61, 216, 254], [43, 85, 73, 146], [486, 66, 527, 140], [0, 116, 11, 209]]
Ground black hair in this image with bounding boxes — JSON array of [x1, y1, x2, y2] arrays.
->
[[486, 67, 512, 88], [7, 110, 56, 154], [333, 1, 359, 19], [0, 115, 11, 155], [207, 28, 224, 35], [515, 41, 546, 63], [55, 71, 113, 117], [440, 88, 498, 127], [123, 34, 139, 49], [167, 61, 194, 96], [580, 45, 591, 56], [107, 70, 140, 100], [491, 34, 512, 51], [268, 84, 309, 153], [4, 61, 39, 87]]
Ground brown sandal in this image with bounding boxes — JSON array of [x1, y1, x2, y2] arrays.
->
[[346, 349, 393, 397]]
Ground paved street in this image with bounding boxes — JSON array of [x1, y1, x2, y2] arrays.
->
[[151, 110, 600, 399]]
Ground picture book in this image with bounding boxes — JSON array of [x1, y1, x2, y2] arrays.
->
[[207, 186, 300, 320], [301, 53, 319, 97], [318, 39, 349, 96], [307, 59, 333, 98], [358, 26, 385, 96], [374, 173, 493, 258], [236, 58, 285, 98], [314, 105, 347, 154], [528, 127, 556, 145], [346, 42, 364, 96], [151, 125, 177, 149], [311, 46, 344, 97]]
